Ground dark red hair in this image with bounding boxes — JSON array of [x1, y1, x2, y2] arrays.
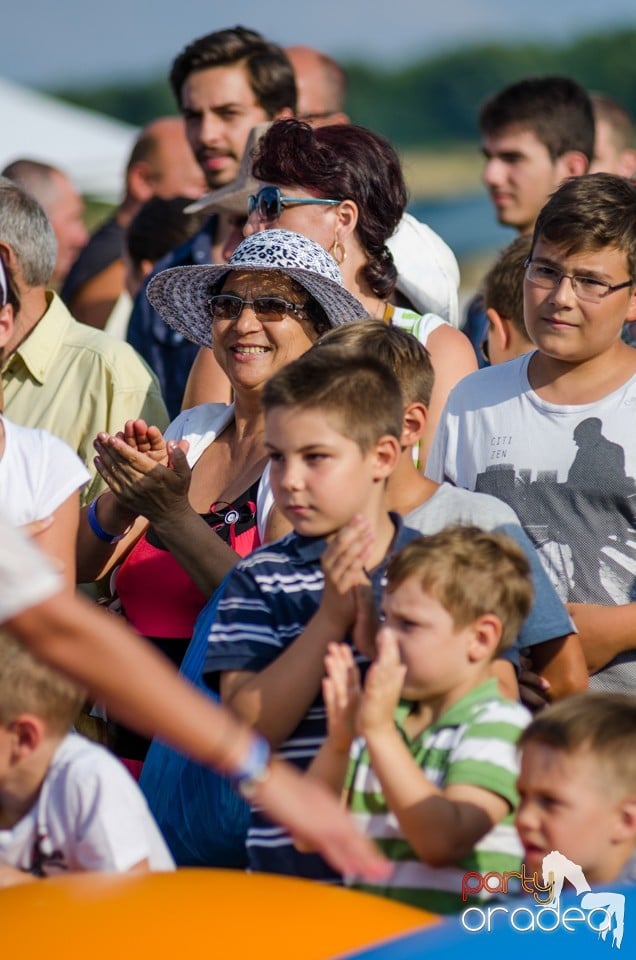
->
[[252, 119, 408, 299]]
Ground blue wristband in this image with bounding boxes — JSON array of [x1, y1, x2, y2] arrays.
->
[[230, 735, 271, 800], [87, 497, 131, 544]]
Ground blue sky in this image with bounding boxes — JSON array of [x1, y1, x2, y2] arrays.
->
[[6, 0, 636, 89]]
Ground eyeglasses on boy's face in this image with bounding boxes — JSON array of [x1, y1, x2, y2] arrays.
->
[[247, 186, 341, 222], [524, 258, 633, 304], [206, 294, 308, 322]]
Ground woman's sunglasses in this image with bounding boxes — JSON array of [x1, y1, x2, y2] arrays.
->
[[247, 186, 341, 221], [207, 294, 308, 322]]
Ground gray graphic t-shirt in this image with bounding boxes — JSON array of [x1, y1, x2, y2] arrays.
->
[[427, 353, 636, 691]]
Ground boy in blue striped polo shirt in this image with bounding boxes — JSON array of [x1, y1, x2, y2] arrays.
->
[[203, 350, 419, 880], [305, 525, 533, 914]]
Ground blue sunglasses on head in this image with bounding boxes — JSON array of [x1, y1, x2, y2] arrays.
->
[[248, 185, 341, 221]]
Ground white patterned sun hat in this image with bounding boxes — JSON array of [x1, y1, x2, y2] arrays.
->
[[146, 229, 368, 348]]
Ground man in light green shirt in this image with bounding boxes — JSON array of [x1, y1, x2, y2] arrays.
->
[[0, 177, 168, 506]]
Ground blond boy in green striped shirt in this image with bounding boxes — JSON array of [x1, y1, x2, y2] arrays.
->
[[304, 525, 533, 914]]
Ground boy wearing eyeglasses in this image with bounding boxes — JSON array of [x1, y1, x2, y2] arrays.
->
[[427, 172, 636, 693]]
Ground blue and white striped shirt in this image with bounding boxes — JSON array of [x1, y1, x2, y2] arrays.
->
[[203, 514, 419, 879]]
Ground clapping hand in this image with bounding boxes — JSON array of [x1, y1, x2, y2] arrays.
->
[[357, 632, 406, 737], [94, 428, 191, 524], [322, 642, 362, 754], [120, 419, 170, 465], [320, 516, 374, 635]]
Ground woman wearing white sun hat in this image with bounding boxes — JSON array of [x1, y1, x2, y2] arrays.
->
[[76, 229, 367, 766]]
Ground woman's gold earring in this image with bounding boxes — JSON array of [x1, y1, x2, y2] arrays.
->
[[329, 240, 346, 265]]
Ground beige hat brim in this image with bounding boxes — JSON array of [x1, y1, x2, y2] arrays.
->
[[184, 122, 272, 217]]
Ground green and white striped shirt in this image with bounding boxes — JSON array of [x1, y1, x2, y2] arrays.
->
[[345, 679, 530, 914]]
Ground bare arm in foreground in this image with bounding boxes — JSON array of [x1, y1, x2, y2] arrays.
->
[[5, 587, 387, 881]]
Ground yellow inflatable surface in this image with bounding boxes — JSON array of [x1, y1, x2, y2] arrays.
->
[[1, 868, 438, 959]]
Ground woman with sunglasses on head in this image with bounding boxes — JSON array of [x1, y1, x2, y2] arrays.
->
[[184, 121, 475, 460], [242, 120, 477, 463], [76, 230, 366, 770]]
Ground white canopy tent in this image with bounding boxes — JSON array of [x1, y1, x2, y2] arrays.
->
[[0, 77, 138, 201]]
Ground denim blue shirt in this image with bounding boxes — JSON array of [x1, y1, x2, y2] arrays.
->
[[127, 217, 217, 418]]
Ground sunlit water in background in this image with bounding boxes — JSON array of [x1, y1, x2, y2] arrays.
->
[[410, 193, 515, 260]]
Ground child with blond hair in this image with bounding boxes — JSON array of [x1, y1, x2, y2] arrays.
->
[[0, 629, 174, 883], [304, 525, 533, 913]]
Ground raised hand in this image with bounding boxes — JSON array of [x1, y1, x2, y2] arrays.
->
[[322, 642, 361, 753], [121, 419, 170, 465], [320, 516, 374, 635], [93, 432, 191, 524], [351, 582, 378, 660], [357, 631, 406, 737]]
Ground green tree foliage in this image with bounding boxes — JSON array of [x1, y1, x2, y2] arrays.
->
[[52, 29, 636, 147], [54, 75, 176, 125]]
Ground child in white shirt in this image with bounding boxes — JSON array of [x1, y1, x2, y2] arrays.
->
[[0, 629, 174, 884]]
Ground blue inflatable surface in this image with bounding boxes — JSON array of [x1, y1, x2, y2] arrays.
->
[[345, 885, 636, 960]]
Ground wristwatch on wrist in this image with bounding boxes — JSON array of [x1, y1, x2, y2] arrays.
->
[[230, 735, 271, 800]]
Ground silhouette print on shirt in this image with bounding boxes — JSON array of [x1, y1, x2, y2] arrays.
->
[[475, 418, 636, 605]]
